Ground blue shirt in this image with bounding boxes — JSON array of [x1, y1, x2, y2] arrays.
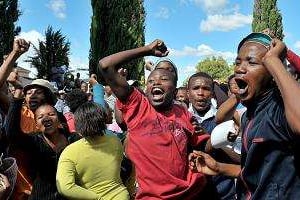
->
[[237, 88, 300, 199]]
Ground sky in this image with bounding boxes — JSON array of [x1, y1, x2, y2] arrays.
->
[[16, 0, 300, 85]]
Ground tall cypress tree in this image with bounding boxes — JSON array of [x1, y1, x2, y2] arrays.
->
[[89, 0, 145, 82], [252, 0, 284, 40], [0, 0, 21, 64]]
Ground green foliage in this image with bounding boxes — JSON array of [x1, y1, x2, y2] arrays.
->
[[252, 0, 284, 40], [0, 0, 21, 63], [89, 0, 145, 83], [27, 26, 70, 79], [195, 56, 233, 82]]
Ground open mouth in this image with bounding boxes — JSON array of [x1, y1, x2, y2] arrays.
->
[[235, 78, 249, 95], [151, 87, 165, 101], [29, 100, 39, 109], [42, 120, 53, 129], [196, 99, 207, 107]]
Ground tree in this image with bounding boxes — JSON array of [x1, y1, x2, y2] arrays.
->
[[89, 0, 145, 83], [27, 26, 70, 83], [195, 56, 233, 82], [0, 0, 21, 64], [252, 0, 284, 40]]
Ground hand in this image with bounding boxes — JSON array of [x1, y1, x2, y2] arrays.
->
[[190, 116, 206, 135], [117, 68, 128, 78], [261, 28, 275, 38], [148, 39, 169, 57], [7, 70, 22, 88], [263, 39, 287, 62], [7, 69, 18, 83], [144, 60, 154, 71], [13, 39, 30, 56], [189, 151, 219, 176], [89, 74, 98, 86]]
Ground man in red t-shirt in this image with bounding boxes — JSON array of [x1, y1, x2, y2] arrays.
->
[[99, 39, 217, 200]]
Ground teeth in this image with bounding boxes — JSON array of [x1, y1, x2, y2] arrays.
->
[[153, 88, 163, 93], [43, 122, 52, 127], [239, 89, 247, 94], [152, 88, 164, 95]]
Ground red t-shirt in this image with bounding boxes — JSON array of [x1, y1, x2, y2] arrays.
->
[[118, 89, 210, 200]]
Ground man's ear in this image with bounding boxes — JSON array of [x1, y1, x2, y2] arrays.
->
[[174, 88, 178, 96], [187, 89, 190, 99]]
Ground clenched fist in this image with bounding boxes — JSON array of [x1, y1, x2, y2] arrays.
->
[[13, 39, 30, 56]]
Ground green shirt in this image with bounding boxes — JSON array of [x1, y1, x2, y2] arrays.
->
[[56, 135, 129, 200]]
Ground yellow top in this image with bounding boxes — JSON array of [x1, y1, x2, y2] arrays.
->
[[56, 135, 129, 200]]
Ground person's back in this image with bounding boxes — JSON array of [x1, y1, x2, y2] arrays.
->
[[56, 102, 129, 200], [57, 134, 128, 199]]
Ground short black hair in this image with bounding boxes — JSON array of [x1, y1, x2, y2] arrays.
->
[[154, 58, 178, 82], [64, 89, 88, 113], [74, 102, 106, 137], [177, 86, 187, 90], [187, 72, 214, 90]]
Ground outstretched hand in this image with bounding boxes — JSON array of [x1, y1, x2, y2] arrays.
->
[[13, 39, 30, 56], [148, 39, 169, 57], [189, 150, 219, 176]]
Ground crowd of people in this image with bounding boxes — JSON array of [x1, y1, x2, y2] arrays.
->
[[0, 30, 299, 200]]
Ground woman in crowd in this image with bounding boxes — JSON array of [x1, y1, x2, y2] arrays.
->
[[56, 102, 129, 200], [5, 78, 69, 199], [190, 33, 300, 199], [6, 103, 79, 199]]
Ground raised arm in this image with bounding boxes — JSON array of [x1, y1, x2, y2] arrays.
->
[[215, 94, 240, 125], [263, 39, 300, 135], [0, 39, 29, 88], [98, 39, 169, 102], [89, 74, 105, 107]]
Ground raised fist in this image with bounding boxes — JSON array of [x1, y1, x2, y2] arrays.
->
[[147, 39, 169, 57], [13, 39, 30, 55], [7, 69, 22, 87], [117, 68, 128, 78]]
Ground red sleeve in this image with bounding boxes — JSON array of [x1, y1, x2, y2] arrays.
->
[[64, 112, 76, 133], [117, 88, 149, 129], [287, 49, 300, 73]]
